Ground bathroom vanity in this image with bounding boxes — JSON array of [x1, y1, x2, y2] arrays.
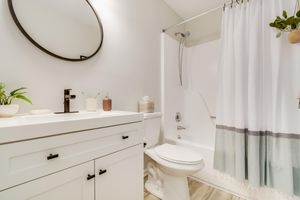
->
[[0, 111, 144, 200]]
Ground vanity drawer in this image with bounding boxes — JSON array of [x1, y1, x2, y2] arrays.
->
[[0, 122, 143, 191]]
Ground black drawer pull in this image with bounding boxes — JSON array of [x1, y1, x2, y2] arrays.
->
[[122, 136, 129, 140], [47, 154, 59, 160], [87, 174, 95, 180], [99, 169, 107, 175]]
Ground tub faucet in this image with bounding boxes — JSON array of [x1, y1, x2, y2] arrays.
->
[[55, 89, 78, 114]]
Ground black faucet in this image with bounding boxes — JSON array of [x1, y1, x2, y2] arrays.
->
[[55, 89, 78, 114]]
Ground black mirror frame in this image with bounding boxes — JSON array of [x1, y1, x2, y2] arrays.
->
[[7, 0, 104, 62]]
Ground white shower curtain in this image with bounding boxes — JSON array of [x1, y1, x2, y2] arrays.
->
[[214, 0, 300, 196]]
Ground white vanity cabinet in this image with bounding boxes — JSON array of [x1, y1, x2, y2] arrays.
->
[[0, 111, 144, 200], [0, 161, 95, 200], [0, 145, 143, 200]]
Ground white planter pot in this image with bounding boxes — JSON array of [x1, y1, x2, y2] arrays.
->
[[0, 104, 19, 118]]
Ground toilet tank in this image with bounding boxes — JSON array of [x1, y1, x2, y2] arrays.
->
[[143, 112, 162, 149]]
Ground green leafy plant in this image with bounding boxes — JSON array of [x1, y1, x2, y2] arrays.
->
[[0, 83, 32, 105], [269, 10, 300, 37]]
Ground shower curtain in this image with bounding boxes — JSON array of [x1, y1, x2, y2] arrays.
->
[[214, 0, 300, 197]]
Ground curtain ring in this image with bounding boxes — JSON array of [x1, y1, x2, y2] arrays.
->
[[231, 0, 234, 8]]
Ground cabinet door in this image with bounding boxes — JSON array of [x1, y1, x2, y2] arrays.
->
[[95, 145, 144, 200], [0, 161, 95, 200]]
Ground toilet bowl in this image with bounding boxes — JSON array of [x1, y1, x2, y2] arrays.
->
[[143, 112, 204, 200]]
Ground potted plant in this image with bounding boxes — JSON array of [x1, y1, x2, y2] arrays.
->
[[269, 10, 300, 44], [0, 82, 32, 117]]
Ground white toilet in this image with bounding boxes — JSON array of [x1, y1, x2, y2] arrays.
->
[[143, 113, 204, 200]]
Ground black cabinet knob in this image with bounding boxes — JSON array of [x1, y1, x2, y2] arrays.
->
[[47, 153, 59, 160], [122, 136, 129, 140], [87, 174, 95, 180], [99, 169, 107, 175]]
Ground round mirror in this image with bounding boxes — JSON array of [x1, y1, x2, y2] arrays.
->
[[8, 0, 104, 61]]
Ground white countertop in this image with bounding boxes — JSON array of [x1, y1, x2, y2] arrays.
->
[[0, 111, 143, 144]]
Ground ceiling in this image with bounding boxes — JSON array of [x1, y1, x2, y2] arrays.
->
[[162, 0, 223, 19]]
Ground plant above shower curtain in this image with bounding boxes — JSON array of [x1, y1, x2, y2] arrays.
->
[[214, 0, 300, 197]]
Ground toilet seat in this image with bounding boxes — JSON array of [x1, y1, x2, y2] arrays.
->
[[154, 144, 203, 165], [145, 145, 204, 178]]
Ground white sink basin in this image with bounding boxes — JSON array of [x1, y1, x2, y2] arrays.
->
[[0, 111, 143, 144], [15, 111, 127, 123]]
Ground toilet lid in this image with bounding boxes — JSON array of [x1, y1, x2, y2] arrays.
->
[[154, 144, 203, 165]]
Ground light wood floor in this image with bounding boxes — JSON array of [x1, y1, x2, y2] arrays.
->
[[144, 179, 244, 200]]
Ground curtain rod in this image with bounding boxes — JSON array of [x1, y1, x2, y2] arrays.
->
[[163, 6, 222, 32], [162, 0, 244, 32]]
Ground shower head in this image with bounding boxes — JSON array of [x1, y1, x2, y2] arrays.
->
[[175, 31, 191, 38]]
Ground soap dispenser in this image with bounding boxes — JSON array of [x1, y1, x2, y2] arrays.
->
[[103, 95, 112, 111]]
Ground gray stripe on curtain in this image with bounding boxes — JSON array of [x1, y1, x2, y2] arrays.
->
[[214, 125, 300, 197], [216, 125, 300, 139]]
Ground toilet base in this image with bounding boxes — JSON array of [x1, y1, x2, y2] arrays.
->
[[162, 173, 190, 200], [145, 180, 163, 199], [146, 175, 190, 200]]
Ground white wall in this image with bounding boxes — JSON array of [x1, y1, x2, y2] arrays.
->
[[185, 9, 222, 46], [162, 34, 218, 149], [0, 0, 181, 113]]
